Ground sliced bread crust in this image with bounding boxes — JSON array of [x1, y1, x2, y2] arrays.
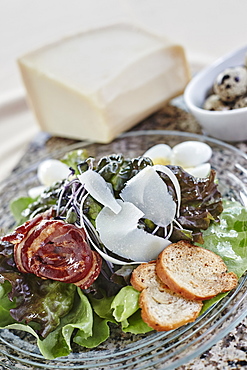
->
[[130, 261, 161, 291], [156, 240, 238, 300], [130, 262, 203, 331]]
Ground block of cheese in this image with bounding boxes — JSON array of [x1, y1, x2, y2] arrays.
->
[[18, 22, 190, 143]]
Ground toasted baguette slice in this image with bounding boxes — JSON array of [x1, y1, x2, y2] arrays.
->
[[156, 241, 238, 301], [130, 262, 203, 331], [130, 261, 159, 291]]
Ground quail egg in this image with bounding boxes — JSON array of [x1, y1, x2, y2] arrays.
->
[[37, 159, 71, 186], [28, 185, 46, 199], [203, 94, 232, 111], [170, 141, 212, 168], [234, 95, 247, 109], [143, 144, 172, 165], [213, 66, 247, 102], [184, 163, 211, 178], [143, 141, 212, 178]]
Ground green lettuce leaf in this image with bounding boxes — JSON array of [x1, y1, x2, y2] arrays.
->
[[89, 293, 116, 322], [0, 281, 16, 326], [200, 200, 247, 278], [200, 292, 228, 315], [74, 312, 110, 348], [39, 288, 93, 359], [10, 274, 76, 338], [199, 200, 247, 313], [121, 309, 153, 334], [22, 182, 63, 220], [89, 286, 141, 325], [10, 196, 35, 225], [0, 251, 76, 339], [0, 288, 93, 360], [111, 286, 140, 322], [60, 149, 88, 173]]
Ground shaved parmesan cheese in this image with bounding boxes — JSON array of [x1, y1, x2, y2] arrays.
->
[[153, 164, 181, 218], [78, 170, 121, 214], [96, 200, 171, 262], [91, 244, 142, 265], [120, 166, 176, 227]]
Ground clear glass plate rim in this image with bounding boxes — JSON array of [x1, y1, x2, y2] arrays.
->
[[0, 129, 247, 369], [1, 273, 246, 368], [1, 129, 247, 188]]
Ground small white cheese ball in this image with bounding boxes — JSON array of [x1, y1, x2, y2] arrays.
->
[[203, 94, 231, 111], [234, 95, 247, 109], [37, 159, 71, 186], [213, 66, 247, 102]]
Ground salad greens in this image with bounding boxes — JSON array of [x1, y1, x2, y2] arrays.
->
[[200, 200, 247, 278], [160, 165, 223, 244], [0, 150, 247, 359]]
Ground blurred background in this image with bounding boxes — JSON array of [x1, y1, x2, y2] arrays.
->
[[1, 0, 247, 181]]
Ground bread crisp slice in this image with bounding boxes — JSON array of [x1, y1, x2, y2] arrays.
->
[[130, 262, 203, 331], [156, 240, 238, 301], [130, 261, 159, 290]]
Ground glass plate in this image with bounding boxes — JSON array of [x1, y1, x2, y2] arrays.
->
[[0, 130, 247, 370]]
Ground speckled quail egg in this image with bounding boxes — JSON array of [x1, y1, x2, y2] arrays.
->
[[170, 141, 212, 168], [203, 94, 232, 111], [37, 159, 71, 186], [213, 66, 247, 102], [234, 95, 247, 109]]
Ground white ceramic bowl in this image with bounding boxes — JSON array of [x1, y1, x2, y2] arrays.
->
[[184, 45, 247, 142]]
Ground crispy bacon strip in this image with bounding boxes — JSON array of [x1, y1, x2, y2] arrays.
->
[[3, 212, 102, 289]]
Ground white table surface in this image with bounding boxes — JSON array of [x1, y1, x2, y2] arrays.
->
[[1, 0, 247, 182], [1, 0, 247, 168]]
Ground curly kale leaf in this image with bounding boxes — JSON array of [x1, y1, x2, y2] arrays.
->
[[96, 154, 153, 196], [82, 195, 103, 226]]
